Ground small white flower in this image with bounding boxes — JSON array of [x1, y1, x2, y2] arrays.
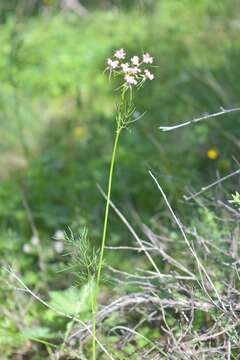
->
[[107, 58, 119, 69], [130, 67, 141, 74], [124, 75, 137, 86], [131, 56, 140, 66], [54, 229, 65, 241], [144, 69, 154, 80], [23, 243, 32, 254], [143, 53, 153, 64], [31, 235, 39, 246], [121, 62, 130, 72], [54, 241, 64, 254], [114, 48, 126, 59]]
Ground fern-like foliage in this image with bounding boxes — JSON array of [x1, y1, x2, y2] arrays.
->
[[62, 228, 100, 286]]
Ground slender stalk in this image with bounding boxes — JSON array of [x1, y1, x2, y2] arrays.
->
[[92, 127, 121, 360], [97, 129, 121, 286], [91, 277, 97, 360]]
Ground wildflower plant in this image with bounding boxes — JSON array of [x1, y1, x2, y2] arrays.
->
[[91, 49, 155, 359], [107, 48, 154, 97]]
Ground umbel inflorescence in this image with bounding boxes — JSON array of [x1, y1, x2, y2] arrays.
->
[[106, 48, 154, 89]]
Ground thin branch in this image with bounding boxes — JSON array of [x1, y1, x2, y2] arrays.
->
[[184, 167, 240, 201], [109, 325, 167, 357], [106, 245, 155, 252], [159, 107, 240, 132], [97, 294, 214, 323], [108, 265, 195, 281], [142, 224, 196, 279], [97, 185, 162, 280], [149, 171, 227, 312]]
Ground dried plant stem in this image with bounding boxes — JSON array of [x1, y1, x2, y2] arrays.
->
[[184, 167, 240, 201], [159, 107, 240, 132]]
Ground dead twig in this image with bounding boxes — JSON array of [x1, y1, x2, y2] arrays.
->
[[159, 107, 240, 132]]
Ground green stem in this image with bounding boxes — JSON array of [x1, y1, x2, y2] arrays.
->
[[91, 277, 97, 360], [97, 129, 121, 286], [92, 127, 121, 360]]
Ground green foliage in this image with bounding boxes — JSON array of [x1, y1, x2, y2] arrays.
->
[[49, 285, 92, 316], [64, 228, 99, 285], [229, 191, 240, 209]]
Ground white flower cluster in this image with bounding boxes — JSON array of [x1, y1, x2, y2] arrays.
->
[[107, 48, 154, 88]]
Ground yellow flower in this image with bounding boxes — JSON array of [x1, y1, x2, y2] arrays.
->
[[207, 148, 219, 160], [73, 126, 86, 138]]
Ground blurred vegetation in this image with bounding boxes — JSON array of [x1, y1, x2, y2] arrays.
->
[[0, 0, 240, 358]]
